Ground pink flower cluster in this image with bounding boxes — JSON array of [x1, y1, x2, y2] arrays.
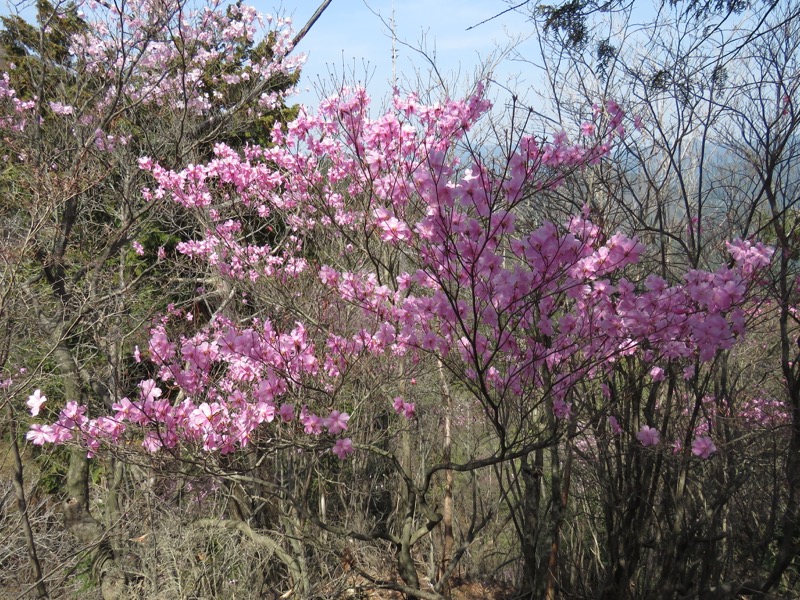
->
[[392, 396, 416, 420], [68, 0, 303, 115], [738, 396, 791, 427], [0, 72, 34, 132], [637, 425, 660, 447], [0, 0, 305, 173], [27, 316, 354, 457], [27, 85, 774, 460], [691, 435, 717, 459]]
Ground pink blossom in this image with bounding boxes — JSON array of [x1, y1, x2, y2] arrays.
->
[[332, 437, 354, 459], [278, 403, 294, 423], [138, 379, 162, 402], [27, 389, 47, 416], [726, 239, 774, 274], [401, 402, 416, 419], [132, 241, 145, 256], [255, 400, 276, 423], [95, 416, 125, 441], [369, 207, 410, 242], [637, 425, 660, 447], [142, 432, 163, 453], [27, 424, 56, 445], [324, 410, 350, 435], [302, 414, 324, 435], [553, 398, 572, 420], [392, 396, 416, 419], [691, 435, 716, 459], [319, 265, 339, 285], [650, 366, 665, 382], [60, 401, 88, 429], [608, 415, 622, 435], [48, 101, 74, 115]]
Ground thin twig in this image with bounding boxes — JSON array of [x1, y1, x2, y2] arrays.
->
[[466, 0, 532, 31]]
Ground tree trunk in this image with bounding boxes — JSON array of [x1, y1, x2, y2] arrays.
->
[[438, 361, 454, 594], [54, 341, 126, 600], [7, 405, 49, 598]]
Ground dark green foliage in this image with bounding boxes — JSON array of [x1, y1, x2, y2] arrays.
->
[[535, 0, 757, 48], [596, 37, 617, 81], [0, 1, 88, 98], [537, 0, 590, 48]]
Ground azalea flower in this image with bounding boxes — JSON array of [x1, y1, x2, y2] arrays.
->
[[278, 403, 294, 423], [324, 410, 349, 435], [608, 415, 622, 435], [331, 437, 353, 460], [27, 424, 56, 445], [691, 435, 717, 459], [392, 396, 416, 419], [27, 389, 47, 416], [637, 425, 660, 447], [553, 398, 572, 420]]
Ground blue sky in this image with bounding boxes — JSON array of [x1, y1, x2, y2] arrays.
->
[[257, 0, 542, 108]]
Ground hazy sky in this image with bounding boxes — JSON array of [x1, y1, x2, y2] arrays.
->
[[259, 0, 543, 108]]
